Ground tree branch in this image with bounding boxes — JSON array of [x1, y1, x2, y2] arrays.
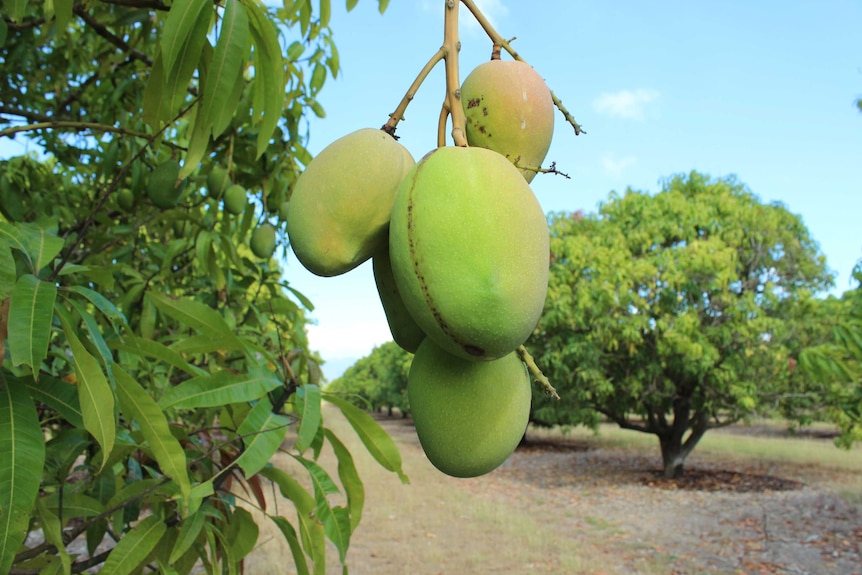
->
[[74, 4, 153, 66]]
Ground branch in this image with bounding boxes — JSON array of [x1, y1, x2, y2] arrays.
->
[[99, 0, 169, 9], [382, 47, 446, 137], [594, 405, 651, 434], [443, 0, 467, 146], [74, 4, 153, 66]]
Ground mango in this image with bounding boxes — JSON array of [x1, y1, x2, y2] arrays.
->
[[250, 223, 276, 259], [389, 146, 549, 361], [207, 165, 229, 199], [407, 339, 531, 478], [223, 184, 248, 215], [373, 249, 426, 353], [461, 60, 555, 183], [117, 188, 135, 212], [147, 159, 182, 209], [287, 128, 415, 277]]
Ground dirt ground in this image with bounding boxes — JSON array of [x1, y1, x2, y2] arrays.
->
[[240, 408, 862, 575], [336, 414, 862, 575]]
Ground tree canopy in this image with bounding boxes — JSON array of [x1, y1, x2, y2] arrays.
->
[[528, 171, 834, 477], [0, 1, 405, 574], [327, 341, 413, 416]]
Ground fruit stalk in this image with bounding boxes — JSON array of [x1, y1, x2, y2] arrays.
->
[[517, 345, 560, 400], [382, 47, 446, 137], [443, 0, 468, 147], [459, 0, 586, 136]]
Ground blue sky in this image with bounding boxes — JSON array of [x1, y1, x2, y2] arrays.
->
[[285, 0, 862, 380]]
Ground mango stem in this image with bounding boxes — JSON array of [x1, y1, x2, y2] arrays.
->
[[382, 47, 446, 137], [443, 0, 468, 146], [517, 345, 560, 400]]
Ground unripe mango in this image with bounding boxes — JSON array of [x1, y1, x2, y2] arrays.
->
[[373, 249, 425, 353], [408, 339, 531, 478], [287, 128, 415, 277], [223, 184, 248, 215], [461, 60, 554, 183], [147, 160, 182, 209], [389, 146, 549, 361], [207, 165, 229, 199], [251, 223, 277, 259]]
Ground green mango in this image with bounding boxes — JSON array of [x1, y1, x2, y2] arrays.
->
[[389, 146, 549, 361], [287, 128, 415, 277], [373, 249, 425, 353], [250, 223, 276, 259], [147, 160, 182, 209], [461, 59, 555, 183], [407, 339, 531, 478], [207, 166, 230, 199], [223, 184, 248, 215], [117, 188, 135, 212]]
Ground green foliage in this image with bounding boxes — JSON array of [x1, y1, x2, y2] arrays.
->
[[0, 0, 404, 573], [528, 171, 833, 477], [798, 263, 862, 448], [328, 341, 413, 415]]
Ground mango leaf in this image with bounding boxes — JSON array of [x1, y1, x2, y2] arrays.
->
[[65, 284, 129, 335], [324, 429, 364, 531], [160, 0, 210, 76], [56, 304, 116, 467], [295, 457, 349, 562], [142, 51, 167, 128], [246, 0, 287, 157], [113, 335, 207, 378], [114, 366, 191, 502], [17, 221, 64, 273], [0, 223, 26, 255], [168, 508, 206, 563], [319, 0, 330, 26], [324, 506, 351, 565], [198, 0, 250, 139], [324, 394, 408, 483], [42, 492, 104, 520], [378, 0, 389, 13], [25, 375, 83, 428], [8, 274, 57, 373], [295, 384, 321, 454], [68, 298, 115, 382], [99, 515, 166, 575], [6, 0, 29, 22], [158, 367, 281, 410], [149, 292, 247, 354], [232, 397, 289, 477], [0, 374, 45, 575], [0, 239, 14, 300], [225, 507, 258, 563], [269, 516, 310, 575], [35, 499, 71, 575]]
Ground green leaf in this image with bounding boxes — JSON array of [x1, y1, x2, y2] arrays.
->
[[324, 394, 408, 483], [113, 335, 207, 378], [56, 304, 116, 467], [114, 366, 191, 502], [35, 499, 71, 575], [65, 285, 129, 335], [6, 0, 28, 25], [295, 457, 349, 562], [161, 0, 211, 76], [232, 396, 289, 477], [149, 292, 247, 353], [25, 375, 83, 428], [225, 507, 258, 562], [157, 367, 281, 410], [68, 298, 115, 380], [324, 429, 364, 531], [168, 508, 206, 563], [287, 40, 304, 61], [247, 1, 287, 157], [53, 0, 72, 31], [295, 384, 321, 454], [324, 505, 351, 565], [0, 240, 14, 300], [269, 516, 310, 575], [17, 222, 64, 273], [199, 0, 250, 139], [309, 63, 326, 95], [42, 492, 104, 520], [378, 0, 389, 14], [319, 0, 331, 27], [0, 373, 46, 575], [8, 274, 57, 372], [99, 515, 166, 575]]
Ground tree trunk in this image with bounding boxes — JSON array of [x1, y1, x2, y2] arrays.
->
[[657, 411, 710, 478], [659, 436, 687, 478]]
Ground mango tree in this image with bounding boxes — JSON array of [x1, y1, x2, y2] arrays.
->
[[529, 171, 833, 478], [0, 1, 409, 574]]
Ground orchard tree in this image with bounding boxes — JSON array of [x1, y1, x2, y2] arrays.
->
[[798, 263, 862, 447], [0, 1, 411, 574], [529, 171, 833, 478], [327, 341, 413, 415]]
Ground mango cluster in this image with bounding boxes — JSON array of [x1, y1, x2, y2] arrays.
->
[[287, 59, 554, 478]]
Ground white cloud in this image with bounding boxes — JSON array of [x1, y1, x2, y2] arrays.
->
[[601, 154, 637, 178], [593, 89, 659, 121]]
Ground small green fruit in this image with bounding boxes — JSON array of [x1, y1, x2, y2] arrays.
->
[[461, 60, 555, 183], [207, 166, 229, 199], [147, 160, 182, 209], [278, 200, 290, 221], [408, 339, 531, 478], [373, 249, 425, 353], [223, 184, 248, 215], [117, 188, 135, 211], [250, 223, 277, 259], [287, 128, 415, 277], [389, 146, 549, 361]]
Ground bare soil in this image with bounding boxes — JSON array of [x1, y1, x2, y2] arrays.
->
[[342, 414, 862, 575]]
